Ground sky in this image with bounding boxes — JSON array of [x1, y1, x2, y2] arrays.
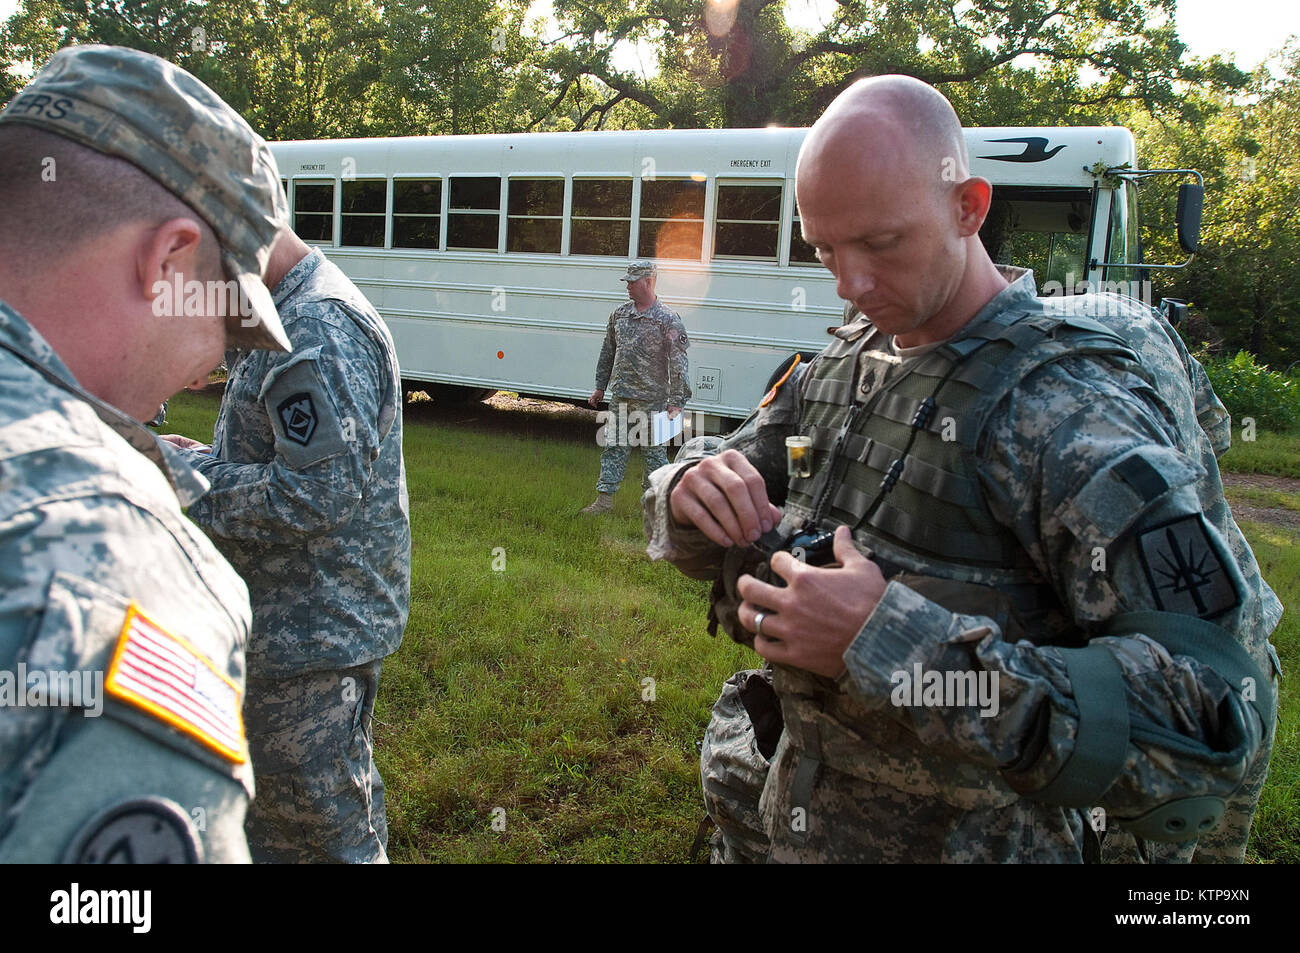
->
[[0, 0, 1295, 75]]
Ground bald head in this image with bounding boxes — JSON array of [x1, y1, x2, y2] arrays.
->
[[793, 75, 1007, 346], [798, 75, 969, 198]]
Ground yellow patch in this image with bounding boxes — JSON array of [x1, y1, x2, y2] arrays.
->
[[105, 604, 246, 764]]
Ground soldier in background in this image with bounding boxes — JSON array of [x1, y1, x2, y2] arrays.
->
[[645, 75, 1281, 863], [582, 260, 690, 514], [0, 45, 291, 862], [162, 226, 410, 863]]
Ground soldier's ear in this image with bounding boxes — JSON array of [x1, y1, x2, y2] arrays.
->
[[953, 177, 993, 237], [139, 217, 205, 310]]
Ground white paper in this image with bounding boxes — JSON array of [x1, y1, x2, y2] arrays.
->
[[651, 410, 684, 446]]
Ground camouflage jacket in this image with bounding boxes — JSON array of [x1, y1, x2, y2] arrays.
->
[[0, 300, 253, 862], [594, 298, 690, 406], [182, 249, 411, 677], [644, 269, 1282, 862]]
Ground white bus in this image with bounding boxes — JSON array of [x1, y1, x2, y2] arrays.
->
[[268, 127, 1199, 422]]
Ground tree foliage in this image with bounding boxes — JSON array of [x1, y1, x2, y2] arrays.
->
[[2, 0, 1296, 364], [1131, 42, 1300, 368], [542, 0, 1248, 128]]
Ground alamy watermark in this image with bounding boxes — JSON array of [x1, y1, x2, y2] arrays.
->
[[889, 663, 999, 718], [595, 402, 708, 448], [1, 664, 104, 716], [151, 272, 256, 325], [1040, 273, 1155, 315]]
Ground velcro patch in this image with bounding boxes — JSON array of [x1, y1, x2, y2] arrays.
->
[[105, 604, 246, 763], [276, 391, 318, 446], [1136, 514, 1240, 619], [1113, 453, 1169, 503]]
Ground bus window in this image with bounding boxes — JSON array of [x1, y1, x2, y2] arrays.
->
[[393, 179, 442, 249], [982, 186, 1089, 292], [639, 179, 705, 260], [570, 178, 632, 257], [1104, 179, 1142, 283], [507, 178, 563, 254], [448, 176, 501, 251], [788, 205, 819, 265], [714, 183, 781, 261], [340, 179, 386, 247], [294, 182, 334, 244]]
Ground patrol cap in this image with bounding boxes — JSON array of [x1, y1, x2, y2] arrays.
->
[[620, 259, 657, 281], [0, 44, 291, 352]]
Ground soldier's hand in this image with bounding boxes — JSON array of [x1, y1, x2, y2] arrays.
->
[[670, 448, 782, 547], [736, 526, 887, 679], [589, 388, 605, 408], [667, 405, 682, 419], [159, 433, 210, 452]]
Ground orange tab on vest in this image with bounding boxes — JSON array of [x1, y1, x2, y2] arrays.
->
[[105, 604, 246, 763], [760, 354, 803, 407]]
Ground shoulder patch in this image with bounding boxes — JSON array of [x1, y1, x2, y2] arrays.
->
[[105, 604, 246, 764], [62, 797, 203, 864], [1136, 514, 1240, 619], [760, 354, 802, 407], [276, 391, 318, 446]]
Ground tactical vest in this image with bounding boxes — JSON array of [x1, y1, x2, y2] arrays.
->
[[771, 303, 1147, 810]]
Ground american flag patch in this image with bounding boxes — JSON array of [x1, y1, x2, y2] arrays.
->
[[105, 604, 246, 764]]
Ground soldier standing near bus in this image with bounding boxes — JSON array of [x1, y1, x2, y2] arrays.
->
[[162, 227, 410, 863], [0, 44, 291, 862], [582, 260, 691, 514]]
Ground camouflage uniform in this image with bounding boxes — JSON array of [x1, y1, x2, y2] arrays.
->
[[0, 44, 292, 863], [646, 268, 1281, 863], [594, 298, 690, 493], [1044, 280, 1283, 864], [0, 301, 255, 863], [180, 248, 410, 863]]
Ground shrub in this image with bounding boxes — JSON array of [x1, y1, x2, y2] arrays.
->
[[1198, 350, 1300, 432]]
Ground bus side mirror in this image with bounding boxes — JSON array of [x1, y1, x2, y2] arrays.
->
[[1159, 298, 1188, 329], [1177, 183, 1203, 254]]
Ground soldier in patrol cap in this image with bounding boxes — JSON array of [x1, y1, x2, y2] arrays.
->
[[0, 44, 291, 862], [644, 75, 1281, 863], [582, 259, 691, 514], [161, 227, 410, 863]]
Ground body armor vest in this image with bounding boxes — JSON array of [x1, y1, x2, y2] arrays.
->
[[770, 303, 1147, 809]]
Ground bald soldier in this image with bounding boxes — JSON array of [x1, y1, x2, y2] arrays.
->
[[645, 75, 1281, 863], [0, 45, 291, 862]]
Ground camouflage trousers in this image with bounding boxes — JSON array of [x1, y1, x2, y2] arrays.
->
[[596, 397, 670, 494], [758, 732, 1087, 863], [243, 660, 388, 864]]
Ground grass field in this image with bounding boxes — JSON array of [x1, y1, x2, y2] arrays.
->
[[165, 389, 1298, 863]]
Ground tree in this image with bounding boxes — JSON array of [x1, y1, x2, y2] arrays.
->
[[541, 0, 1248, 129], [1, 0, 554, 138], [1130, 42, 1300, 368]]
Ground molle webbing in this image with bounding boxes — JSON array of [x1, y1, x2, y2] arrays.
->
[[787, 308, 1139, 570]]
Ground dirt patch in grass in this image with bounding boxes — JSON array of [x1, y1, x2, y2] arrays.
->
[[1223, 472, 1300, 531]]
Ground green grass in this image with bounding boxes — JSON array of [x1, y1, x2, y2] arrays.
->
[[1220, 429, 1300, 479], [166, 390, 1298, 863], [1238, 521, 1300, 864], [167, 389, 753, 862]]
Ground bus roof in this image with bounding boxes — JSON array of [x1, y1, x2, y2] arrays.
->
[[272, 126, 1137, 191]]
